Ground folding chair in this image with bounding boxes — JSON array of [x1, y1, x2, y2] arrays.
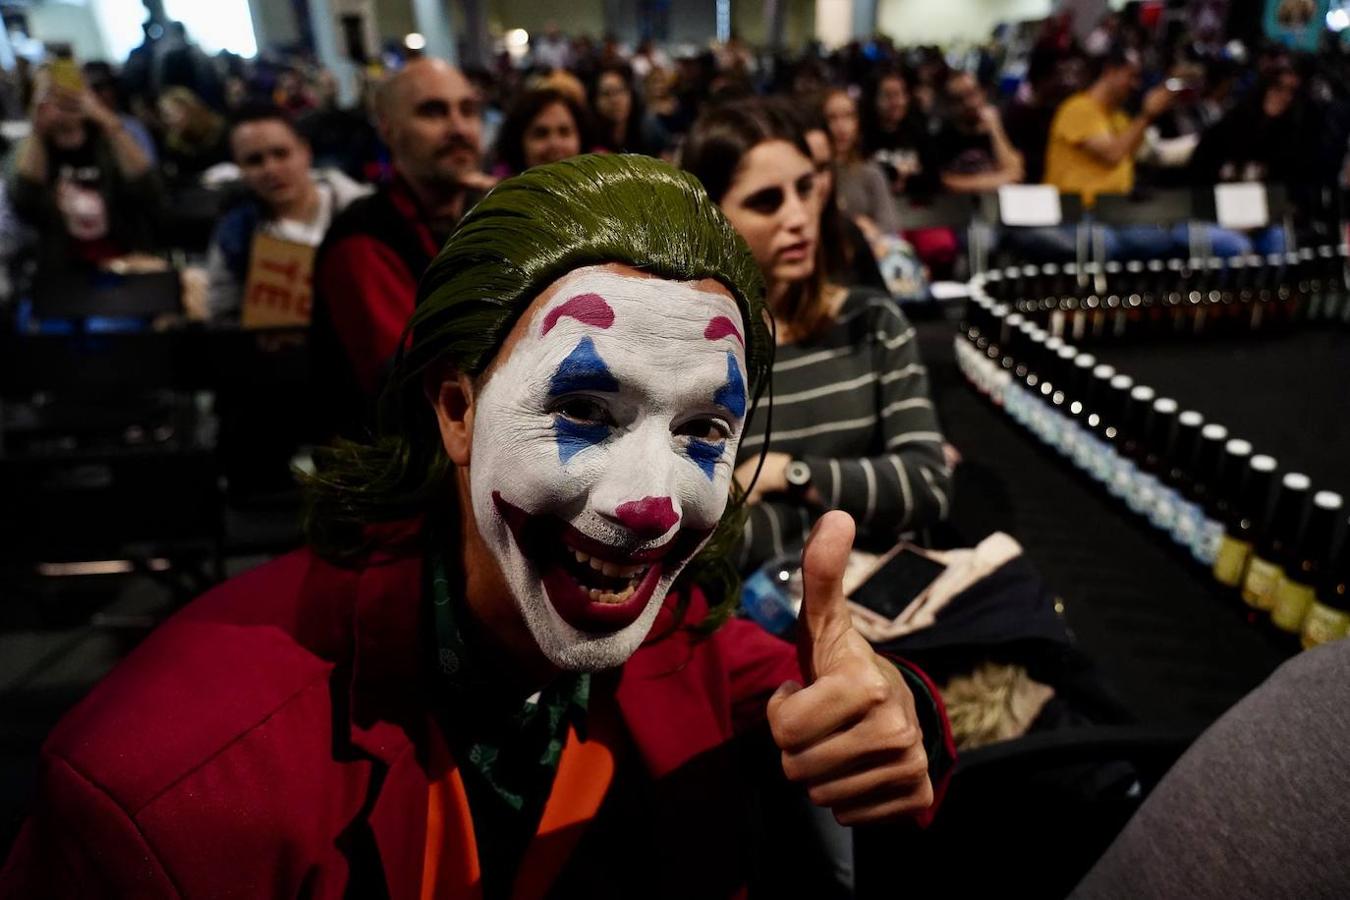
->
[[1192, 181, 1296, 255], [1090, 188, 1199, 263], [973, 187, 1085, 278]]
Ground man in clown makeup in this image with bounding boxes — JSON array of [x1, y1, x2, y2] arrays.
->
[[1, 155, 953, 899]]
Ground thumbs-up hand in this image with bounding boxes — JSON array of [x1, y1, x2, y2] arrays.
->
[[766, 511, 933, 825]]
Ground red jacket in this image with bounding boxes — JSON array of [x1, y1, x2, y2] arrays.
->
[[0, 544, 953, 899]]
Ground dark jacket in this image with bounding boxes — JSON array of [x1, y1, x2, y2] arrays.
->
[[312, 178, 454, 400]]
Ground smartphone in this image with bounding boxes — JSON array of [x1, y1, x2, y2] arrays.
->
[[847, 546, 947, 621], [49, 53, 84, 95]]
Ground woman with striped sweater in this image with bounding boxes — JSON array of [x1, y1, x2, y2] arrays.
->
[[683, 99, 952, 572]]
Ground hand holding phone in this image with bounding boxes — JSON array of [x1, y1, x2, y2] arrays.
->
[[49, 57, 85, 96]]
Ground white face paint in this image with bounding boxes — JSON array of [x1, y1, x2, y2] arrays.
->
[[469, 266, 750, 671]]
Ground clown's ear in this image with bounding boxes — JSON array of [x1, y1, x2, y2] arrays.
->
[[425, 362, 476, 466]]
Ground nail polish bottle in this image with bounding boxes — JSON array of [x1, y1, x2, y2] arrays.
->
[[1272, 494, 1343, 634], [1213, 453, 1278, 589], [1151, 409, 1203, 532], [1241, 471, 1311, 611], [1301, 517, 1350, 649]]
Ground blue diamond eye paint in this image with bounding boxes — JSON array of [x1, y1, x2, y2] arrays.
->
[[554, 416, 610, 464], [687, 438, 723, 479], [713, 352, 746, 419], [549, 337, 620, 397]]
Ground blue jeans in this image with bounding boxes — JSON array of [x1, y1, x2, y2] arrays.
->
[[1164, 223, 1287, 259], [1099, 224, 1181, 261], [997, 225, 1079, 263], [981, 221, 1287, 266]]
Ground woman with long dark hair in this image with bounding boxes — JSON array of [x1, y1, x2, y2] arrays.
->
[[589, 62, 671, 157], [859, 71, 957, 274], [683, 98, 951, 573], [796, 102, 888, 293]]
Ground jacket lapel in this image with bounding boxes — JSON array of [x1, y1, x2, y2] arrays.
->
[[615, 593, 734, 779], [301, 533, 436, 900]]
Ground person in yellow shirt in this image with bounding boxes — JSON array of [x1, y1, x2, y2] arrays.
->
[[1046, 50, 1174, 204], [1045, 48, 1179, 260]]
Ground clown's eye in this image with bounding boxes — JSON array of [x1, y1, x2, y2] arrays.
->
[[554, 397, 615, 426], [674, 417, 731, 442]]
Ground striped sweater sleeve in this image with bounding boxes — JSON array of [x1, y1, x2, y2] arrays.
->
[[800, 307, 951, 532], [738, 305, 951, 573]]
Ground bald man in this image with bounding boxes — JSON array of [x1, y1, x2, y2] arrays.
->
[[314, 59, 492, 413]]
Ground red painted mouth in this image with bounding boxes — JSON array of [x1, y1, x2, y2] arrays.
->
[[492, 492, 709, 633]]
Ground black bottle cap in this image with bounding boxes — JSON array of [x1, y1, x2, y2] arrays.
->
[[1189, 422, 1229, 503], [1258, 471, 1311, 559], [1170, 410, 1204, 466], [1121, 384, 1156, 445], [1054, 345, 1077, 395], [1318, 514, 1350, 610], [1070, 353, 1097, 408], [1215, 437, 1254, 512], [1085, 363, 1113, 422], [1042, 337, 1064, 388], [1026, 331, 1047, 380], [1290, 491, 1344, 580], [1237, 454, 1279, 531], [1146, 397, 1178, 455], [1104, 374, 1134, 437]]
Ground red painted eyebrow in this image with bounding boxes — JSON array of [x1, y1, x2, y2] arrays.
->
[[540, 293, 615, 336], [704, 316, 744, 345]]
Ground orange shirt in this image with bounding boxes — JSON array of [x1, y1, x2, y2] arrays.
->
[[420, 706, 620, 900]]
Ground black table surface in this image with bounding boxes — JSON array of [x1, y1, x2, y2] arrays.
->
[[32, 270, 182, 320], [918, 317, 1308, 728], [1093, 328, 1350, 504]]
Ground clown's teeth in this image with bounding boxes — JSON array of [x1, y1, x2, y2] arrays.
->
[[574, 550, 590, 565], [587, 557, 605, 572], [586, 583, 639, 605]]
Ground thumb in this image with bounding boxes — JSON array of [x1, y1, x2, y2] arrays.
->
[[766, 679, 803, 722], [797, 510, 856, 681]]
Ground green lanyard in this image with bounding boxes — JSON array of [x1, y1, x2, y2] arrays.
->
[[426, 547, 590, 808]]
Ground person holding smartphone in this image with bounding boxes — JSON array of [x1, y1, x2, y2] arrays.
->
[[8, 61, 159, 277], [1044, 46, 1178, 259]]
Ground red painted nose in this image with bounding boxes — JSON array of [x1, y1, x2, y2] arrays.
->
[[612, 496, 678, 537]]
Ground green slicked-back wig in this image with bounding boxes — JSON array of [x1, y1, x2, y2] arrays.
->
[[303, 153, 771, 630]]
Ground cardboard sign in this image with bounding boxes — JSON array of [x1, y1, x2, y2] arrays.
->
[[1214, 183, 1270, 230], [997, 184, 1063, 227], [241, 232, 315, 328]]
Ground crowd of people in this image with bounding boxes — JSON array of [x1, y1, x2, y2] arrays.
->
[[1, 11, 1348, 566], [5, 15, 1350, 305], [2, 9, 1350, 899]]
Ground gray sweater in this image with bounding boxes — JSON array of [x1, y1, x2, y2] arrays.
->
[[1072, 640, 1350, 899]]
